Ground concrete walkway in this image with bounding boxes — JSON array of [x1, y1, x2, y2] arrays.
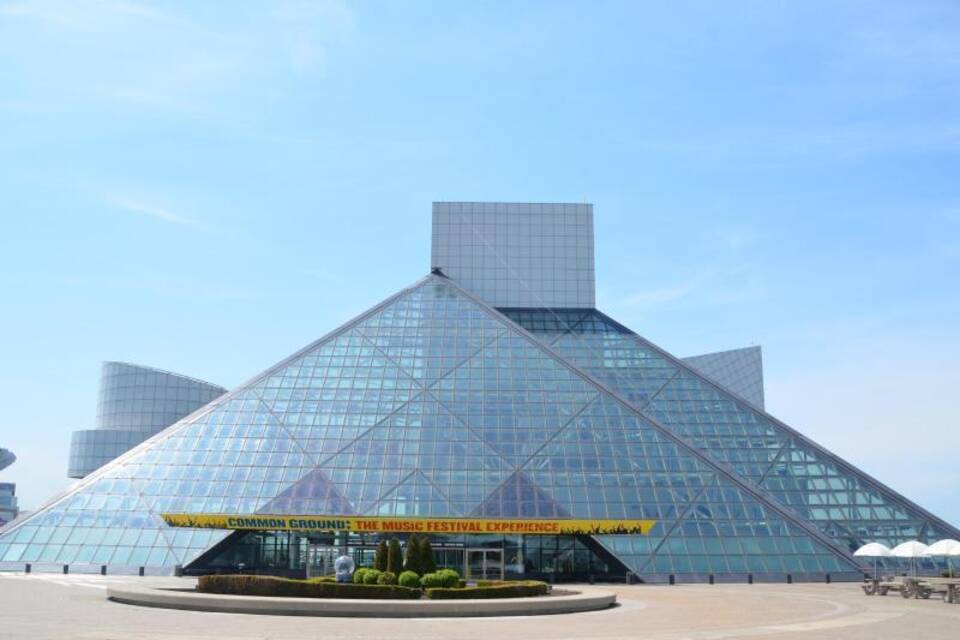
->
[[1, 573, 958, 639]]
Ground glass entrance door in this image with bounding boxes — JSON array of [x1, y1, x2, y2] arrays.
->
[[350, 546, 379, 570], [465, 548, 503, 581], [305, 544, 337, 579]]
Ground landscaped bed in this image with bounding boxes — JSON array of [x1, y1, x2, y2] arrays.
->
[[196, 574, 550, 600], [425, 580, 549, 599], [197, 575, 422, 599], [196, 535, 550, 601], [110, 579, 614, 617]]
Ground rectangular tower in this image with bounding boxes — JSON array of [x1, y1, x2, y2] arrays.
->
[[431, 202, 595, 308]]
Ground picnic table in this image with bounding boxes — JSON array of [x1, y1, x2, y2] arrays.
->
[[918, 577, 960, 604], [862, 576, 960, 603], [861, 576, 931, 599]]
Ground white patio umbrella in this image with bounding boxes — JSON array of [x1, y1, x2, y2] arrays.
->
[[924, 539, 960, 555], [892, 540, 929, 577], [854, 542, 893, 578], [924, 539, 960, 577], [948, 543, 960, 578]]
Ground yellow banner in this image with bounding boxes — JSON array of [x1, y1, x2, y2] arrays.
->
[[161, 513, 656, 536]]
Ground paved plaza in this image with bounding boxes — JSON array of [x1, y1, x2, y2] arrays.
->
[[0, 573, 958, 639]]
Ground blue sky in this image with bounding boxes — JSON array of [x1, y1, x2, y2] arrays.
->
[[0, 1, 957, 526]]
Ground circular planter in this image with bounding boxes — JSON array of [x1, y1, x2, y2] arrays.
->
[[107, 585, 616, 617]]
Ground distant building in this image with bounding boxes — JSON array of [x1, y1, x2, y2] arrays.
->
[[683, 345, 765, 409], [0, 449, 18, 527], [0, 449, 13, 471], [0, 484, 17, 528]]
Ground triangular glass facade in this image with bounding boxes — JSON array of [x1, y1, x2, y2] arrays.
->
[[258, 468, 356, 515], [502, 308, 960, 550], [473, 471, 571, 518], [0, 275, 865, 579], [369, 471, 460, 517]]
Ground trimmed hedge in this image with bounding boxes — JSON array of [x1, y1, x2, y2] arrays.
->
[[374, 540, 388, 572], [387, 538, 403, 575], [377, 571, 397, 585], [421, 568, 460, 588], [425, 580, 549, 600], [403, 535, 422, 575], [398, 570, 421, 588], [196, 575, 420, 599], [420, 536, 437, 574], [363, 569, 383, 585]]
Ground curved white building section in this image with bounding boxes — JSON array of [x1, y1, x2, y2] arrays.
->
[[67, 362, 226, 478]]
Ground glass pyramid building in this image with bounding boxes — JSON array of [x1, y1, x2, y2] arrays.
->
[[0, 202, 955, 582]]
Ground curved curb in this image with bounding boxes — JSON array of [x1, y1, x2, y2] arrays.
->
[[107, 585, 616, 617]]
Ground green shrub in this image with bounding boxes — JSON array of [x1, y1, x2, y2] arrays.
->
[[420, 536, 437, 574], [353, 568, 369, 584], [374, 540, 388, 572], [421, 568, 460, 589], [420, 572, 442, 588], [363, 569, 383, 585], [196, 575, 421, 599], [387, 537, 403, 575], [438, 568, 460, 587], [398, 570, 421, 588], [425, 580, 548, 600], [403, 535, 421, 575], [377, 571, 397, 585]]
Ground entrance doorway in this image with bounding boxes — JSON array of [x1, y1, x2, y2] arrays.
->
[[465, 548, 503, 581], [349, 546, 379, 570], [305, 544, 382, 578], [305, 544, 337, 579]]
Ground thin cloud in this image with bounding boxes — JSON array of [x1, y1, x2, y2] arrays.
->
[[0, 0, 354, 119], [626, 121, 960, 165], [714, 227, 759, 251], [109, 196, 197, 226], [616, 281, 699, 309], [0, 0, 182, 29], [607, 264, 762, 312], [852, 6, 960, 69]]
